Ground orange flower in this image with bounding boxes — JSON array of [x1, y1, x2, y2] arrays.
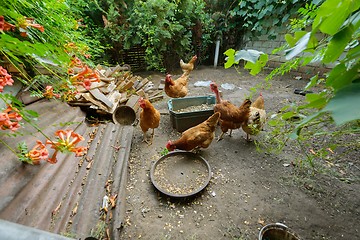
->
[[43, 85, 60, 99], [19, 17, 44, 31], [72, 146, 87, 157], [25, 140, 49, 165], [0, 105, 22, 131], [0, 16, 16, 31], [46, 129, 87, 163], [28, 23, 44, 32], [70, 65, 100, 90], [17, 17, 44, 37], [0, 66, 14, 92], [61, 88, 78, 102], [47, 149, 59, 164], [69, 55, 83, 68]]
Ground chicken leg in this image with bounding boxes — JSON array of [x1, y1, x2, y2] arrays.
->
[[244, 133, 252, 142], [142, 132, 149, 144], [217, 129, 233, 142], [217, 132, 225, 142], [149, 128, 155, 145]]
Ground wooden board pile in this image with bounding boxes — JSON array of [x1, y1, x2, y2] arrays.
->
[[68, 64, 164, 116]]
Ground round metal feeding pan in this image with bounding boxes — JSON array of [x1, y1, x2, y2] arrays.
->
[[259, 223, 300, 240], [150, 151, 212, 198]]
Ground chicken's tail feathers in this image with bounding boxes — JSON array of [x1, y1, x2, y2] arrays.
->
[[206, 112, 221, 125], [180, 59, 185, 66]]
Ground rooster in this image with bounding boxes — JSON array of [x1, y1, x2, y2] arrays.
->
[[242, 93, 266, 141], [139, 97, 161, 145], [166, 112, 220, 152], [210, 82, 252, 141], [180, 55, 197, 76], [164, 74, 189, 98]]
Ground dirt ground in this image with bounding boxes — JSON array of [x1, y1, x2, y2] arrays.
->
[[118, 66, 359, 240]]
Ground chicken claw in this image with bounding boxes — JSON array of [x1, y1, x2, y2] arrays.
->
[[216, 132, 225, 142], [243, 133, 253, 142]]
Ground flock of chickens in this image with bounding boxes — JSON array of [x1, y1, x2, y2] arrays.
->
[[138, 55, 266, 153]]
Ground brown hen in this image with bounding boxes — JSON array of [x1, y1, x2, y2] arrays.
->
[[210, 82, 252, 141], [180, 55, 197, 76], [166, 112, 220, 152], [139, 97, 160, 145], [242, 93, 266, 141], [164, 74, 189, 98]]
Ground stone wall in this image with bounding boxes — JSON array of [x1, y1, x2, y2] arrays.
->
[[242, 30, 332, 78]]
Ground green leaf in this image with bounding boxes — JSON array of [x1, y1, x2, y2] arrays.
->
[[234, 49, 264, 63], [290, 112, 324, 139], [281, 111, 296, 120], [346, 44, 360, 61], [285, 32, 311, 60], [267, 119, 278, 127], [323, 25, 354, 63], [300, 92, 328, 109], [284, 31, 307, 47], [224, 48, 236, 69], [323, 83, 360, 125], [244, 54, 268, 75], [326, 62, 359, 89], [304, 75, 318, 89], [312, 0, 360, 35], [24, 109, 39, 118]]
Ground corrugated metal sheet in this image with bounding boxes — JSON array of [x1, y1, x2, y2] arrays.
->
[[0, 99, 133, 239]]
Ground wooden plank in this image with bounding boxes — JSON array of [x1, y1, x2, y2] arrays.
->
[[149, 95, 164, 102], [135, 78, 149, 91], [89, 88, 113, 109], [118, 81, 134, 92], [99, 77, 115, 82], [148, 90, 163, 98], [136, 89, 147, 99], [104, 68, 113, 77], [158, 83, 165, 90], [143, 82, 155, 92], [126, 95, 141, 112], [100, 82, 116, 94], [107, 90, 122, 114], [119, 92, 128, 104], [83, 93, 108, 111], [67, 102, 92, 107]]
